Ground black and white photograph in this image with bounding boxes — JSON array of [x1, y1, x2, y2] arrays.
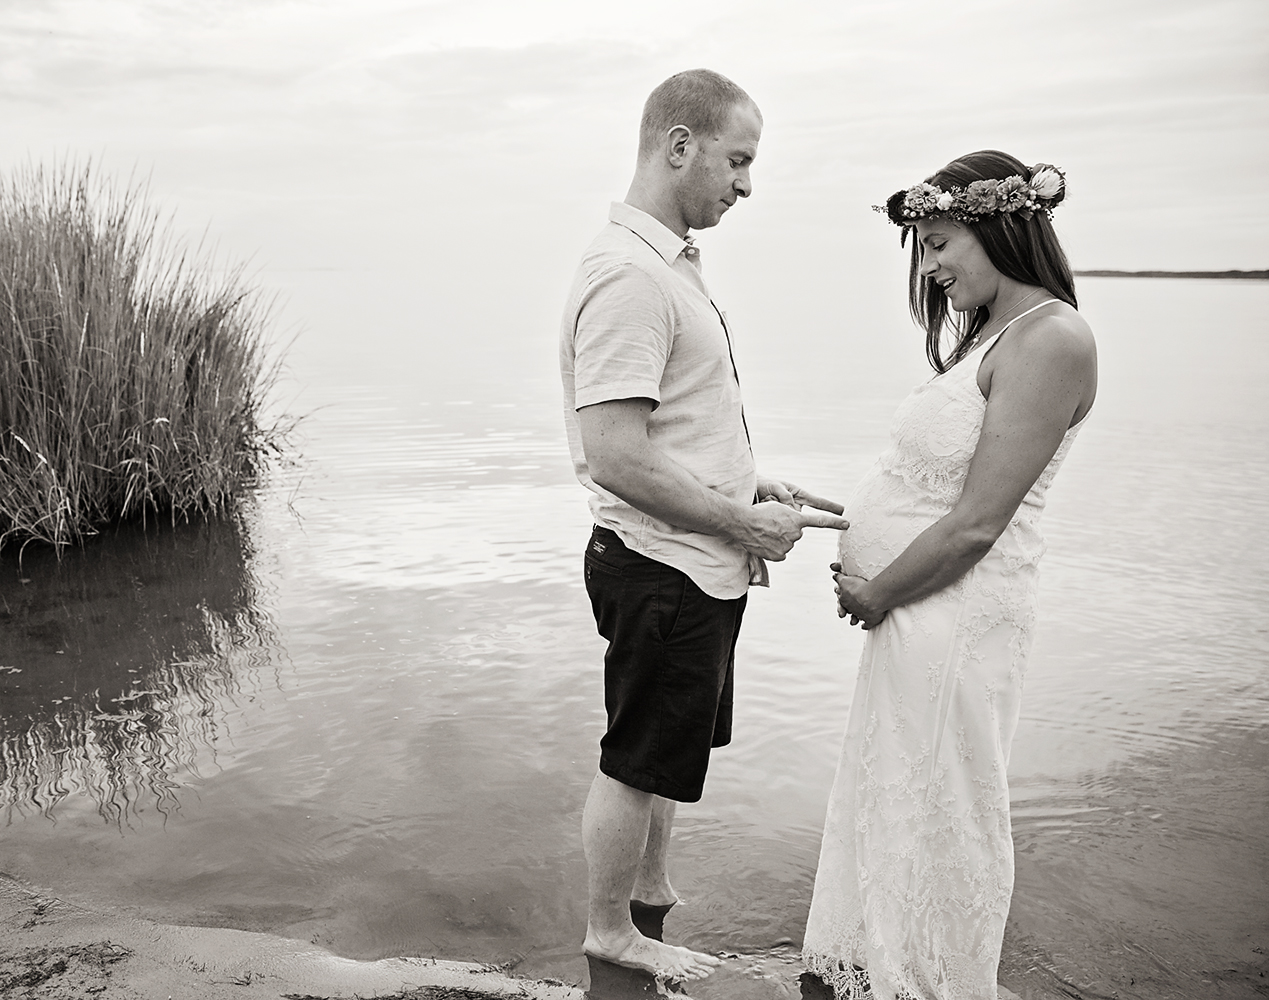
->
[[0, 2, 1265, 998]]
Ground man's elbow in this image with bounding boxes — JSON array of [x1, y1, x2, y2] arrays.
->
[[583, 446, 631, 496], [587, 461, 620, 495]]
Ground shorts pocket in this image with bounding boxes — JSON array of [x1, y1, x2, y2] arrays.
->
[[584, 552, 623, 584], [584, 529, 626, 584], [656, 563, 689, 642]]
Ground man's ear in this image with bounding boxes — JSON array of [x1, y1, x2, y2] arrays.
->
[[666, 124, 692, 168]]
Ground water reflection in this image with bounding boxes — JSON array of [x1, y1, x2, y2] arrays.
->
[[584, 957, 668, 998], [0, 280, 1261, 1000], [0, 513, 274, 825], [1006, 722, 1269, 1000]]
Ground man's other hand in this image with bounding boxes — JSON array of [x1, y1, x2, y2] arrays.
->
[[756, 477, 845, 516], [737, 500, 848, 562]]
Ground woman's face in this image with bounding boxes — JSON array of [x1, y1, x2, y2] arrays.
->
[[914, 217, 1003, 312]]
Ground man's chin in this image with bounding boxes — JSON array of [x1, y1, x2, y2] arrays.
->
[[688, 211, 725, 231]]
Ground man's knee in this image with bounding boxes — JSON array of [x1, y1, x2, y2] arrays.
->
[[592, 769, 655, 805]]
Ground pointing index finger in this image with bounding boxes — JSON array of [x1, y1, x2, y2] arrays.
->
[[798, 511, 850, 530], [793, 490, 845, 516]]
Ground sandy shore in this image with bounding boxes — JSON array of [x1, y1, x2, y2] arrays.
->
[[0, 873, 582, 999], [1, 873, 1035, 999]]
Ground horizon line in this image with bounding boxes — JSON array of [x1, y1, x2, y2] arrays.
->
[[1074, 269, 1268, 280]]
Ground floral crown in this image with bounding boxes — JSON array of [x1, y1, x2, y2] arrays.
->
[[876, 164, 1066, 228]]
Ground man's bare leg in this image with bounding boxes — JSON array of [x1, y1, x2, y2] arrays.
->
[[582, 772, 719, 981], [632, 795, 678, 907]]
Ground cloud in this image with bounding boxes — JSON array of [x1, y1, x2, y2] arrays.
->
[[0, 0, 1263, 270]]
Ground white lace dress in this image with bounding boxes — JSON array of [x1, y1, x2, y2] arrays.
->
[[802, 314, 1088, 1000]]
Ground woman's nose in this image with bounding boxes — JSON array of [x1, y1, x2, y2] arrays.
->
[[919, 255, 938, 277]]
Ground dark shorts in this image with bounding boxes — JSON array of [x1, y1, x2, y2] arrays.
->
[[583, 525, 746, 803]]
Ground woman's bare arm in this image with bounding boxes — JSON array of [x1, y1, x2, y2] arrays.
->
[[836, 313, 1096, 626]]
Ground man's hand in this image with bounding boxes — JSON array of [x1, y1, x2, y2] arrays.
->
[[577, 407, 848, 561], [830, 562, 886, 629], [756, 477, 845, 516], [734, 502, 848, 562]]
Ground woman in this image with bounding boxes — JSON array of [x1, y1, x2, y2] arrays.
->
[[801, 150, 1097, 1000]]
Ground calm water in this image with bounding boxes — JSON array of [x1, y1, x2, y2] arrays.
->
[[1, 277, 1266, 999]]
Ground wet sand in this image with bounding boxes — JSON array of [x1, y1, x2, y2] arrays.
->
[[0, 873, 581, 999], [0, 872, 1038, 999]]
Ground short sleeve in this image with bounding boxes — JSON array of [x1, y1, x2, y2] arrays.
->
[[572, 262, 672, 411]]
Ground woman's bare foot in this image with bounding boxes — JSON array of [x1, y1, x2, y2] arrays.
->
[[583, 925, 720, 981]]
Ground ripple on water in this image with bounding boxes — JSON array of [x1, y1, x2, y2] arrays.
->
[[1, 282, 1267, 999]]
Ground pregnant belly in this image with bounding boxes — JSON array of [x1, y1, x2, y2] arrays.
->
[[836, 467, 949, 580]]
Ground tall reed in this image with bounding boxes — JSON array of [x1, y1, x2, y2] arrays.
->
[[0, 163, 285, 551]]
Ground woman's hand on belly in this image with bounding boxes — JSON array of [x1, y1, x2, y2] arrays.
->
[[830, 562, 887, 630]]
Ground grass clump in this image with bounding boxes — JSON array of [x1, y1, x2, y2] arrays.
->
[[0, 163, 286, 551]]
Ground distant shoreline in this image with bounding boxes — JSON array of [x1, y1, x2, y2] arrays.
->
[[1074, 269, 1268, 280]]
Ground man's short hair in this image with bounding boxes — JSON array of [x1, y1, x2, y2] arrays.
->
[[638, 69, 757, 159]]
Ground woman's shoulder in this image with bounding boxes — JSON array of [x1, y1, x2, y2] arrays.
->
[[981, 299, 1098, 419], [1005, 300, 1096, 367], [981, 300, 1097, 401]]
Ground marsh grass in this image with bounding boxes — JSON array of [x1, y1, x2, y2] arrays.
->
[[0, 163, 286, 551]]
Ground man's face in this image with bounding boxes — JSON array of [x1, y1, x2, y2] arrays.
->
[[676, 102, 762, 231]]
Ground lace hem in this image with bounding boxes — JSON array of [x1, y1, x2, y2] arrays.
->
[[802, 951, 875, 1000], [803, 952, 1007, 1000], [801, 953, 938, 1000]]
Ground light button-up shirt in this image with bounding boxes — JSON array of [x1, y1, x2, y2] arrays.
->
[[559, 202, 765, 599]]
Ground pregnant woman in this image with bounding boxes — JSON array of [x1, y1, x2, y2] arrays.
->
[[801, 150, 1098, 1000]]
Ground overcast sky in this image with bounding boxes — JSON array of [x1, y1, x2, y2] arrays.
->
[[0, 0, 1264, 384]]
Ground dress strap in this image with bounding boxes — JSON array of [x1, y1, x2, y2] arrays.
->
[[967, 298, 1056, 367], [998, 298, 1055, 335], [948, 298, 1057, 377]]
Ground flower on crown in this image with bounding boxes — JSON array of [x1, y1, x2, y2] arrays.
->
[[874, 164, 1067, 230], [1030, 166, 1063, 198]]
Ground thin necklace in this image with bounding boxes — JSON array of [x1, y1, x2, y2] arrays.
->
[[975, 286, 1046, 343]]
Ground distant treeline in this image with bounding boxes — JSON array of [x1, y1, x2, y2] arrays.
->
[[1074, 269, 1269, 280]]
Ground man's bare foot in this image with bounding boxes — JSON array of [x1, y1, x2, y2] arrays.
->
[[584, 926, 720, 981]]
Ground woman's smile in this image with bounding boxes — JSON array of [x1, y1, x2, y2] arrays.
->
[[915, 217, 1000, 312]]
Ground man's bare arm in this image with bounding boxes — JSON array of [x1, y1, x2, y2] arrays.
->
[[578, 398, 846, 562]]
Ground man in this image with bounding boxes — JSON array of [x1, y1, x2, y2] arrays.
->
[[559, 69, 848, 982]]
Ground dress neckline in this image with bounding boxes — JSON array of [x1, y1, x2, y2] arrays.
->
[[965, 298, 1057, 364], [951, 297, 1091, 433]]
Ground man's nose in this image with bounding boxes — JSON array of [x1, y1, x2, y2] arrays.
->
[[734, 170, 752, 198]]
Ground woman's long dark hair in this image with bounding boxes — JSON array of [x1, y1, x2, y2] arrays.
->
[[906, 150, 1077, 373]]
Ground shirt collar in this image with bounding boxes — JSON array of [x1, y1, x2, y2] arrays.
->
[[608, 201, 692, 267]]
